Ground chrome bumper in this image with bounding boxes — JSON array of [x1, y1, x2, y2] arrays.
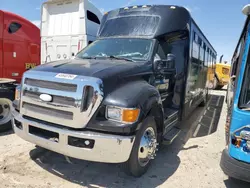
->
[[12, 109, 135, 163]]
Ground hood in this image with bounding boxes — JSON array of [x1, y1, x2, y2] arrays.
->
[[32, 58, 152, 86]]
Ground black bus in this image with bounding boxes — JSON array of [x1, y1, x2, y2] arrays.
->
[[12, 5, 217, 177]]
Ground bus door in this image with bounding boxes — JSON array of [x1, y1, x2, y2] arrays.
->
[[154, 32, 187, 110]]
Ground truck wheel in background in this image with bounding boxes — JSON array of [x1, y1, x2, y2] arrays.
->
[[0, 89, 14, 132], [124, 116, 158, 177]]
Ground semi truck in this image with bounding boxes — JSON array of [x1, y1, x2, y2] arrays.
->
[[12, 5, 216, 176], [41, 0, 102, 64], [0, 10, 40, 131]]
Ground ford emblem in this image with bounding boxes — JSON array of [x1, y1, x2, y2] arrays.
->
[[39, 94, 52, 102]]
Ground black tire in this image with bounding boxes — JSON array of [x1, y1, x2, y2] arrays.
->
[[0, 88, 15, 132], [124, 116, 158, 177], [0, 120, 12, 132]]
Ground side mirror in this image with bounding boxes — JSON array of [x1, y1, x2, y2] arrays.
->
[[153, 53, 176, 74], [165, 54, 176, 69]]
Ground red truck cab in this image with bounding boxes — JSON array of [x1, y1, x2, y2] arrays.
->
[[0, 10, 40, 132], [0, 10, 40, 83]]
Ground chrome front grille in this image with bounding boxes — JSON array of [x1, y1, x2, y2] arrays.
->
[[23, 91, 76, 107], [20, 71, 104, 128], [25, 78, 77, 92], [23, 102, 74, 120]]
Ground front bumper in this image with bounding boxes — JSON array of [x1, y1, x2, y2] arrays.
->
[[220, 149, 250, 182], [12, 109, 135, 163]]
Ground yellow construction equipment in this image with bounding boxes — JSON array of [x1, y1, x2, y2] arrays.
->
[[208, 55, 231, 90]]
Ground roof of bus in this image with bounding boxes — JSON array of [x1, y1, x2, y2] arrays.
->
[[1, 10, 39, 29], [98, 5, 216, 55], [98, 5, 190, 38]]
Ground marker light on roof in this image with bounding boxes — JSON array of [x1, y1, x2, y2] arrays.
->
[[170, 6, 176, 9], [142, 5, 147, 8], [132, 6, 138, 9], [124, 7, 129, 10]]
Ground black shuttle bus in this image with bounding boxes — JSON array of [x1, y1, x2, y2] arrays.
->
[[12, 5, 217, 177]]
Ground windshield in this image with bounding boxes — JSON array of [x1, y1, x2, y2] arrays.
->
[[76, 38, 153, 61]]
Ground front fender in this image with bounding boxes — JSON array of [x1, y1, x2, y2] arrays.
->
[[88, 80, 163, 134], [103, 80, 161, 114]]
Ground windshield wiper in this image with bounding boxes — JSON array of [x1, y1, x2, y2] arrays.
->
[[108, 55, 135, 62], [79, 56, 97, 59], [77, 55, 135, 62]]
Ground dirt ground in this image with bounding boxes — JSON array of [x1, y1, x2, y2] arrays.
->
[[1, 89, 250, 188]]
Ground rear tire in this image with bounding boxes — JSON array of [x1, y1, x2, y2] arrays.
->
[[124, 116, 158, 177]]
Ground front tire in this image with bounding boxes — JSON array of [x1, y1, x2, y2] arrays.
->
[[0, 88, 15, 132], [124, 116, 158, 177], [0, 98, 13, 132]]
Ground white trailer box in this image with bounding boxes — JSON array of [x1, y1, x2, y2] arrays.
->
[[41, 0, 102, 64]]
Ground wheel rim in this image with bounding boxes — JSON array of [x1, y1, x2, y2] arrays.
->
[[138, 127, 157, 167], [0, 99, 12, 126]]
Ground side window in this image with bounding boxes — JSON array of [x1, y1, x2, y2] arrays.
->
[[8, 22, 22, 34], [199, 41, 205, 64], [192, 32, 199, 59], [87, 10, 100, 24], [239, 44, 250, 106], [204, 45, 208, 67], [232, 36, 245, 77], [154, 44, 166, 61], [158, 37, 186, 73]]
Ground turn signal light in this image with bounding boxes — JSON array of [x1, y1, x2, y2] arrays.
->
[[236, 138, 242, 148], [15, 86, 21, 100], [122, 109, 140, 123]]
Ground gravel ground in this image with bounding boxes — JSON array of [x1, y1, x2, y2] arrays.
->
[[0, 89, 250, 188]]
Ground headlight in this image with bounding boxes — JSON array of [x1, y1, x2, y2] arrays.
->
[[106, 106, 140, 123], [15, 85, 21, 100]]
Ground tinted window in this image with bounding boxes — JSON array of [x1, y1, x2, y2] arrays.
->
[[8, 22, 22, 34], [199, 44, 204, 62], [87, 10, 100, 24], [158, 39, 186, 73], [239, 46, 250, 107], [99, 16, 160, 37]]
